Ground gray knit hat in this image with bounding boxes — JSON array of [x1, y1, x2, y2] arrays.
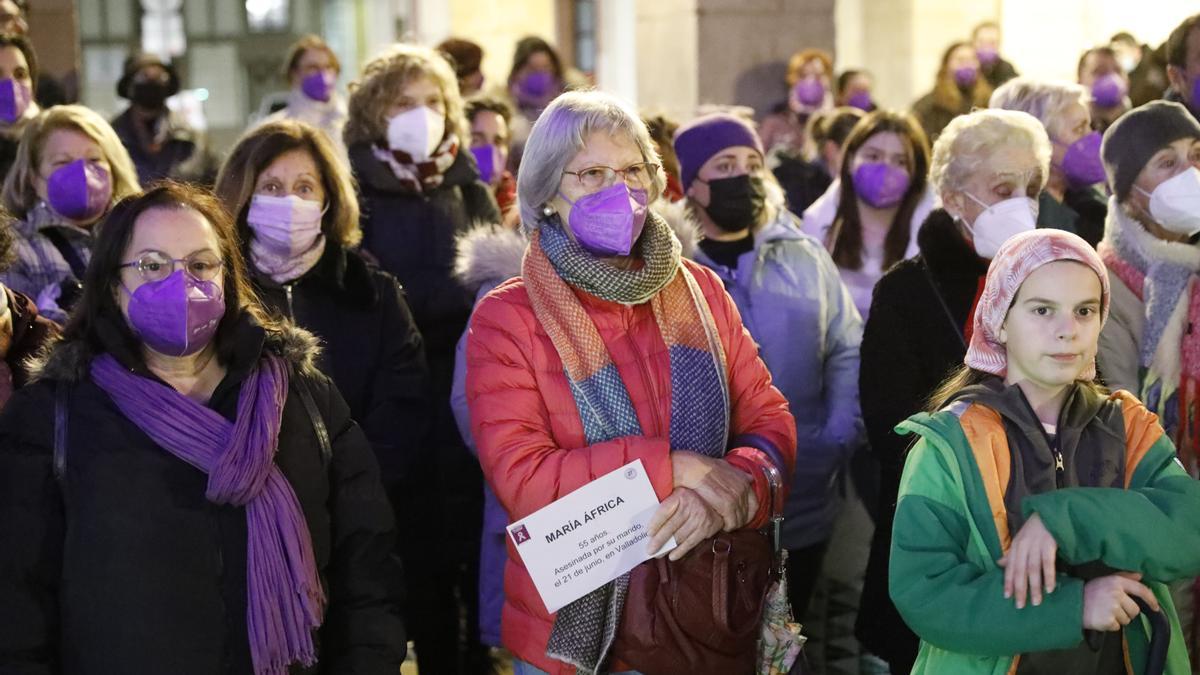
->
[[1101, 100, 1200, 202]]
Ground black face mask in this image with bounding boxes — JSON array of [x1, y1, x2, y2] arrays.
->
[[701, 174, 767, 232], [130, 80, 170, 110]]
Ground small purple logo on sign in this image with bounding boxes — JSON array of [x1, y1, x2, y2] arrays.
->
[[511, 524, 531, 545]]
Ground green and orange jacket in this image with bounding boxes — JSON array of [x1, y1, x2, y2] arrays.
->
[[889, 385, 1200, 674]]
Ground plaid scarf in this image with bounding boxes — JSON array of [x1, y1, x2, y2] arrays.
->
[[370, 133, 459, 194], [523, 213, 730, 673]]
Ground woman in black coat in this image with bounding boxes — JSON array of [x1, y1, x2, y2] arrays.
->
[[856, 108, 1050, 672], [0, 183, 404, 674], [344, 43, 499, 674], [214, 119, 428, 490]]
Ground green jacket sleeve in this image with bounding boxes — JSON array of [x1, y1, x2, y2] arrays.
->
[[891, 437, 1087, 656], [1023, 435, 1200, 583]]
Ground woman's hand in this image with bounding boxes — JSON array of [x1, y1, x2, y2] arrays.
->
[[670, 451, 758, 531], [998, 512, 1058, 608], [1082, 572, 1159, 631], [646, 487, 723, 561]]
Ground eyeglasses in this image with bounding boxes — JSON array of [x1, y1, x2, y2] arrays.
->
[[119, 250, 224, 283], [562, 162, 660, 191]]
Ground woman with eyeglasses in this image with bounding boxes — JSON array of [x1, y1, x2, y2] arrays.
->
[[672, 112, 864, 623], [0, 182, 405, 673], [465, 91, 795, 675]]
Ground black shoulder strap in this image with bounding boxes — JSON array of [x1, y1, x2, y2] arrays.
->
[[53, 380, 69, 481], [42, 228, 88, 281], [921, 263, 968, 350], [295, 374, 332, 464]]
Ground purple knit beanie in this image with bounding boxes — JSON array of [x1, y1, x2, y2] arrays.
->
[[673, 113, 765, 189]]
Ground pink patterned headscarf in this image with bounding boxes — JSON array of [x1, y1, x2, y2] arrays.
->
[[964, 229, 1110, 378]]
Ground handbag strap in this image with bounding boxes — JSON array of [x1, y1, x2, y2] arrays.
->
[[294, 373, 332, 465], [921, 263, 968, 350], [42, 227, 88, 281]]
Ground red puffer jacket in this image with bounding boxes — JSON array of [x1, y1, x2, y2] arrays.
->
[[466, 259, 797, 674]]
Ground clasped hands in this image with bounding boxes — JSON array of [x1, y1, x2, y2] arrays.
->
[[646, 450, 760, 561]]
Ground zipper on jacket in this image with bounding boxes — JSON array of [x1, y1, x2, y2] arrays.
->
[[284, 284, 295, 318], [1052, 448, 1065, 489]]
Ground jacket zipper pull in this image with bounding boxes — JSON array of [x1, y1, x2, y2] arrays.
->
[[1053, 449, 1065, 488], [284, 284, 295, 318]]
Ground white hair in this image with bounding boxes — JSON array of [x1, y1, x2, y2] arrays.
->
[[929, 108, 1052, 197], [989, 77, 1089, 139], [516, 90, 665, 228]]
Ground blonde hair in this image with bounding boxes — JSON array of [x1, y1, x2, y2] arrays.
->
[[214, 119, 362, 249], [344, 43, 465, 148], [516, 90, 666, 228], [989, 78, 1089, 139], [929, 108, 1051, 198], [3, 105, 141, 219]]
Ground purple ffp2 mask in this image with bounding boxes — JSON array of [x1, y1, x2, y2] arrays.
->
[[854, 162, 911, 209], [471, 144, 499, 184], [1059, 132, 1106, 188], [954, 66, 979, 88], [560, 182, 649, 257], [126, 269, 226, 357], [1090, 73, 1127, 108], [793, 78, 826, 107], [47, 159, 112, 222], [0, 78, 31, 124], [301, 70, 334, 102]]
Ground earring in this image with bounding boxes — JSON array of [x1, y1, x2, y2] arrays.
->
[[542, 204, 555, 217]]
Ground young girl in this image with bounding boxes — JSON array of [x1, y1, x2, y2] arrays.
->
[[889, 228, 1200, 674]]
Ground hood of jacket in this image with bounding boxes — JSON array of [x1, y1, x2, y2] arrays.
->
[[453, 224, 529, 294]]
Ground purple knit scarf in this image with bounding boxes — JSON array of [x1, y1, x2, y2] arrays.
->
[[90, 352, 326, 675]]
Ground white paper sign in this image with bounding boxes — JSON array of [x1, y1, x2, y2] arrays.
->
[[506, 459, 676, 613]]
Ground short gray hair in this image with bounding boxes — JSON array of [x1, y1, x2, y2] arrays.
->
[[929, 108, 1052, 197], [517, 89, 665, 228], [989, 77, 1089, 139]]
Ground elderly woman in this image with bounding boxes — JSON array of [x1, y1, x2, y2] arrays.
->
[[671, 111, 862, 622], [1096, 99, 1200, 664], [0, 182, 404, 673], [466, 91, 796, 674], [857, 108, 1050, 674], [214, 119, 428, 494], [991, 78, 1109, 247], [262, 35, 349, 163], [345, 42, 498, 674], [0, 104, 140, 322]]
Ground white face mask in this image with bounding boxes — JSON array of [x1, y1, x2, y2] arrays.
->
[[1118, 55, 1138, 74], [246, 194, 324, 256], [960, 192, 1039, 259], [1136, 167, 1200, 237], [386, 105, 445, 162]]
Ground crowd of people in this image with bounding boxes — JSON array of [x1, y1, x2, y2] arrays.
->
[[0, 2, 1199, 674]]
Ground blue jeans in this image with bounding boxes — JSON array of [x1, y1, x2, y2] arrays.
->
[[512, 660, 642, 675]]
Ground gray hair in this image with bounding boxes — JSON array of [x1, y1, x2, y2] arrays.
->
[[929, 108, 1052, 197], [517, 89, 665, 228], [989, 77, 1089, 139]]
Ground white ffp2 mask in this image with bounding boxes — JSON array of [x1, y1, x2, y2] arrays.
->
[[961, 193, 1039, 259], [386, 105, 445, 162], [1137, 167, 1200, 237]]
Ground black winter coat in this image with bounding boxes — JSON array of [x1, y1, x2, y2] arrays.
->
[[252, 244, 429, 487], [0, 316, 405, 674], [855, 208, 989, 669]]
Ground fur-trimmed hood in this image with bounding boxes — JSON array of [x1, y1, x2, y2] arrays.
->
[[28, 316, 322, 385], [453, 224, 529, 294]]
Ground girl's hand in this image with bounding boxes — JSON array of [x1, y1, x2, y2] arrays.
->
[[998, 513, 1057, 608]]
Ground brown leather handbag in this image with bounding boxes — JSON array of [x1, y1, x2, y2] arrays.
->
[[612, 464, 784, 675]]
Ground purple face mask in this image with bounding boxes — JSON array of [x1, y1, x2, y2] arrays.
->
[[516, 71, 556, 104], [847, 91, 874, 111], [793, 77, 827, 107], [471, 144, 499, 184], [954, 66, 979, 88], [0, 78, 31, 124], [47, 159, 112, 222], [854, 162, 911, 209], [300, 70, 335, 102], [559, 182, 649, 257], [976, 47, 999, 66], [1058, 131, 1106, 188], [1090, 73, 1127, 108], [1190, 76, 1200, 111], [126, 269, 226, 357]]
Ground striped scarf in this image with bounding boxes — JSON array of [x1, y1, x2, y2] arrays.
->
[[524, 213, 730, 673]]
